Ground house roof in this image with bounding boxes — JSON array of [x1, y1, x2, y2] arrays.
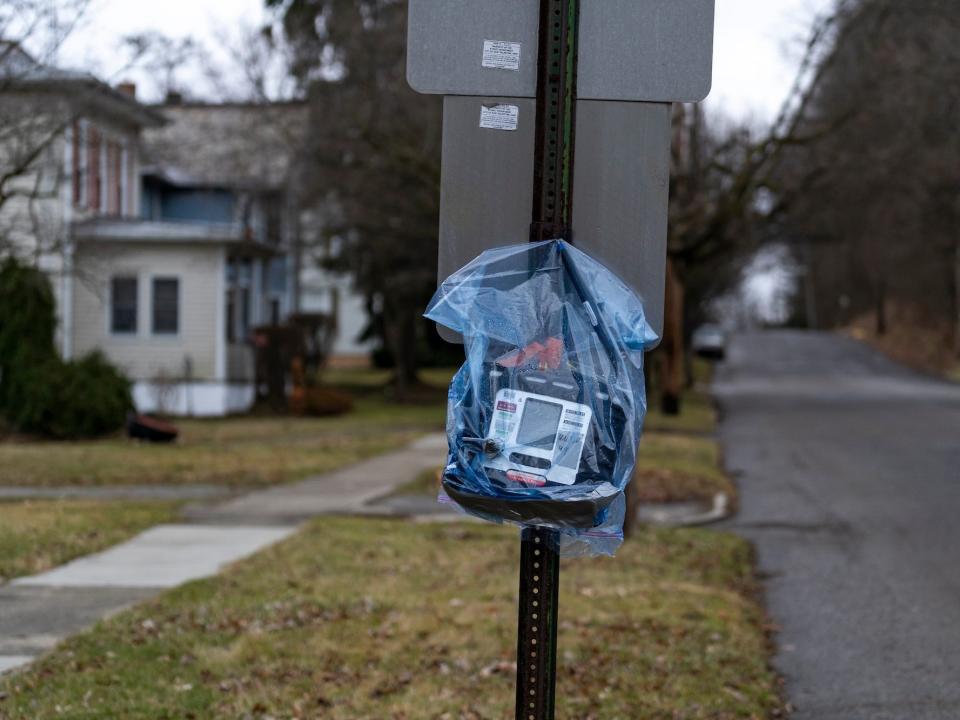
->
[[142, 101, 309, 191], [71, 218, 277, 255], [0, 42, 166, 128]]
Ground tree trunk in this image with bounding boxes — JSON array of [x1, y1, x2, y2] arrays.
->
[[876, 276, 887, 337], [387, 301, 420, 399], [659, 258, 684, 415], [622, 448, 643, 540], [954, 238, 960, 358]]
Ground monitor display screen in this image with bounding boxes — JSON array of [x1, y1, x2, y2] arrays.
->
[[516, 398, 563, 451]]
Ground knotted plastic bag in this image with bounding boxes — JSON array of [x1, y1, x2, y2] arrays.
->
[[424, 240, 657, 557]]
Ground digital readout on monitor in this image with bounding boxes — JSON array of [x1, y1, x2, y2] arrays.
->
[[516, 399, 564, 450]]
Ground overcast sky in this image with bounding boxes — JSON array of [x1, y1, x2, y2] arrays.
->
[[57, 0, 836, 121]]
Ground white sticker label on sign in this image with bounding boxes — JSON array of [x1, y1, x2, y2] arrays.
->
[[482, 40, 522, 71], [479, 104, 519, 131]]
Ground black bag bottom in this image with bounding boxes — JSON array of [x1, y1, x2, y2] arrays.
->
[[442, 478, 619, 530]]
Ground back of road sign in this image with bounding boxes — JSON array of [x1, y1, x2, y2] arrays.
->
[[408, 0, 716, 102], [437, 97, 671, 342], [414, 0, 716, 345]]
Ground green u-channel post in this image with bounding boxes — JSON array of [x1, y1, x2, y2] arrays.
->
[[517, 1, 579, 718]]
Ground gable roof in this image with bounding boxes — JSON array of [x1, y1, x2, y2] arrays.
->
[[142, 102, 309, 191], [0, 41, 165, 128]]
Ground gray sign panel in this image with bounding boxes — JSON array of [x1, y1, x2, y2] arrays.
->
[[408, 0, 715, 102], [437, 96, 671, 344], [408, 2, 540, 101]]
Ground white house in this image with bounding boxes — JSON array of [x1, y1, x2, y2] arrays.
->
[[0, 47, 285, 416], [0, 46, 374, 415]]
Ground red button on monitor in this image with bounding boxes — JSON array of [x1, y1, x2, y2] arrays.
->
[[506, 470, 546, 487]]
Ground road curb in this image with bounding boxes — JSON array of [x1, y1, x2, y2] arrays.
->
[[639, 492, 731, 528]]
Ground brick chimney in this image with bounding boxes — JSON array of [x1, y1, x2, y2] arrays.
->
[[116, 82, 136, 99]]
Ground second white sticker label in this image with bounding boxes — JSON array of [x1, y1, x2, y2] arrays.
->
[[479, 104, 519, 131], [482, 40, 522, 71]]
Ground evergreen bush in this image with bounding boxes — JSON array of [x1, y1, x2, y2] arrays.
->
[[0, 258, 132, 438]]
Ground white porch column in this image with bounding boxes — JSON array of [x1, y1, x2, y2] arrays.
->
[[214, 249, 227, 381]]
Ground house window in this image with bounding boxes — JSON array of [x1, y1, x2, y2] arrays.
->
[[110, 276, 138, 334], [224, 287, 250, 341], [226, 289, 236, 342], [152, 277, 180, 335]]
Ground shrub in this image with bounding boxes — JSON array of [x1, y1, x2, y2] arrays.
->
[[0, 257, 56, 358], [0, 258, 132, 439], [50, 353, 133, 439], [0, 258, 57, 414]]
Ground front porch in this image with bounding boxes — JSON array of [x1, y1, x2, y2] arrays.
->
[[69, 218, 290, 416]]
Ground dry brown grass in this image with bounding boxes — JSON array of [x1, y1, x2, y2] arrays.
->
[[847, 304, 959, 377], [1, 518, 784, 719]]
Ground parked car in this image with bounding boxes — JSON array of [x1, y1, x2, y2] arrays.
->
[[692, 324, 727, 360]]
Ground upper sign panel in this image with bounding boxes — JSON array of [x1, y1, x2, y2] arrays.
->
[[408, 0, 540, 99], [407, 0, 715, 103]]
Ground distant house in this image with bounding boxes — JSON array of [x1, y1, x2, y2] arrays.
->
[[0, 45, 372, 416], [129, 100, 306, 415], [141, 100, 375, 383]]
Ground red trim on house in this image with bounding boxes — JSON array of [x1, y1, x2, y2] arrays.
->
[[87, 128, 101, 211], [71, 120, 82, 206]]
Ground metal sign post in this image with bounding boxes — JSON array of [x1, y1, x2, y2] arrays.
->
[[407, 2, 716, 717], [517, 5, 577, 716], [516, 526, 562, 719]]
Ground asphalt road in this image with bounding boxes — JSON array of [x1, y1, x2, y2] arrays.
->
[[714, 331, 960, 720]]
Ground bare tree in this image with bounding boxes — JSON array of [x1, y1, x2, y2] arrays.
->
[[0, 0, 90, 260], [119, 14, 302, 104], [120, 32, 200, 102], [639, 3, 859, 415], [776, 0, 960, 363], [268, 0, 443, 396]]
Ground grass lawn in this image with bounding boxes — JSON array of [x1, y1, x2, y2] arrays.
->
[[0, 500, 178, 582], [0, 392, 446, 489], [948, 363, 960, 383], [390, 430, 735, 508], [634, 432, 734, 505], [0, 361, 722, 495], [387, 465, 441, 498], [0, 517, 783, 719], [636, 359, 734, 505], [643, 386, 716, 435]]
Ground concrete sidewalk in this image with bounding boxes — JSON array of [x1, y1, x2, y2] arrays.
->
[[0, 433, 448, 675], [184, 432, 448, 524], [13, 525, 295, 589], [0, 484, 235, 501]]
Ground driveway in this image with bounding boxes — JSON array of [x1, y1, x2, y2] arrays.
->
[[714, 331, 960, 720]]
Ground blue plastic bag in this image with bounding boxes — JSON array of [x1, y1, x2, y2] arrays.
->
[[425, 240, 657, 557]]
